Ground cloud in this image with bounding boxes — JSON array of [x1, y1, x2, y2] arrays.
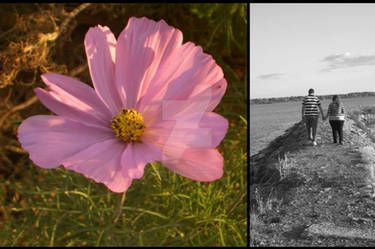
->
[[257, 73, 284, 80], [321, 52, 375, 71]]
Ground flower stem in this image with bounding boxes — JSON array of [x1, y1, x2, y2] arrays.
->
[[113, 191, 126, 223]]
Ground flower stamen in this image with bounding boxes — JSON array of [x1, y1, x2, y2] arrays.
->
[[110, 108, 145, 143]]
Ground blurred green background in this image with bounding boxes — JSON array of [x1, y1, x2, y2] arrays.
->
[[0, 3, 247, 246]]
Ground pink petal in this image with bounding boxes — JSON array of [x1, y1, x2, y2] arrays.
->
[[139, 42, 227, 125], [176, 78, 227, 115], [105, 169, 133, 193], [62, 139, 132, 193], [162, 148, 224, 181], [115, 17, 183, 108], [121, 142, 162, 179], [156, 43, 224, 102], [18, 115, 114, 169], [85, 25, 123, 115], [143, 78, 227, 126], [34, 88, 103, 127], [36, 73, 112, 127], [143, 112, 228, 151]]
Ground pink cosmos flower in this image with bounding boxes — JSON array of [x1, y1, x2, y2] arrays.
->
[[17, 17, 228, 193]]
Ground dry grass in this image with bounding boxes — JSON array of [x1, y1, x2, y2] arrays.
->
[[249, 212, 263, 246], [358, 146, 375, 196], [277, 152, 293, 179], [254, 187, 280, 215]]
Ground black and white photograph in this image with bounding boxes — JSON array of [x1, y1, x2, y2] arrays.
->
[[250, 3, 375, 246]]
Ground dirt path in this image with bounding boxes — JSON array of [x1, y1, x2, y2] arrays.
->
[[251, 117, 375, 246]]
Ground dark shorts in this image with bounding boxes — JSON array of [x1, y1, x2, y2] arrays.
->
[[305, 115, 318, 129]]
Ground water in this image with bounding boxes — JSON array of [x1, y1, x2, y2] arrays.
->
[[250, 96, 375, 156]]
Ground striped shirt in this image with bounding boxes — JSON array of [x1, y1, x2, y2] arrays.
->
[[327, 102, 345, 120], [302, 95, 321, 116]]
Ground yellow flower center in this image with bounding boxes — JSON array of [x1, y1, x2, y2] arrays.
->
[[110, 108, 145, 143]]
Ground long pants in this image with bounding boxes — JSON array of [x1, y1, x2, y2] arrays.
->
[[329, 120, 344, 144], [305, 116, 318, 141]]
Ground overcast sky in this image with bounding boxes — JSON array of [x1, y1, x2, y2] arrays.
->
[[250, 3, 375, 99]]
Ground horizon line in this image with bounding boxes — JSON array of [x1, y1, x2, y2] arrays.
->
[[250, 90, 375, 100]]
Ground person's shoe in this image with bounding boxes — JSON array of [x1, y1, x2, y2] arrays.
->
[[312, 141, 317, 146]]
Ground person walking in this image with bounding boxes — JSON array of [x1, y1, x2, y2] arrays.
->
[[324, 95, 345, 145], [301, 88, 324, 146]]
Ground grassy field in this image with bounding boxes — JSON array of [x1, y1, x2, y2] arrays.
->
[[0, 4, 247, 246], [250, 106, 375, 246], [250, 96, 375, 156]]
